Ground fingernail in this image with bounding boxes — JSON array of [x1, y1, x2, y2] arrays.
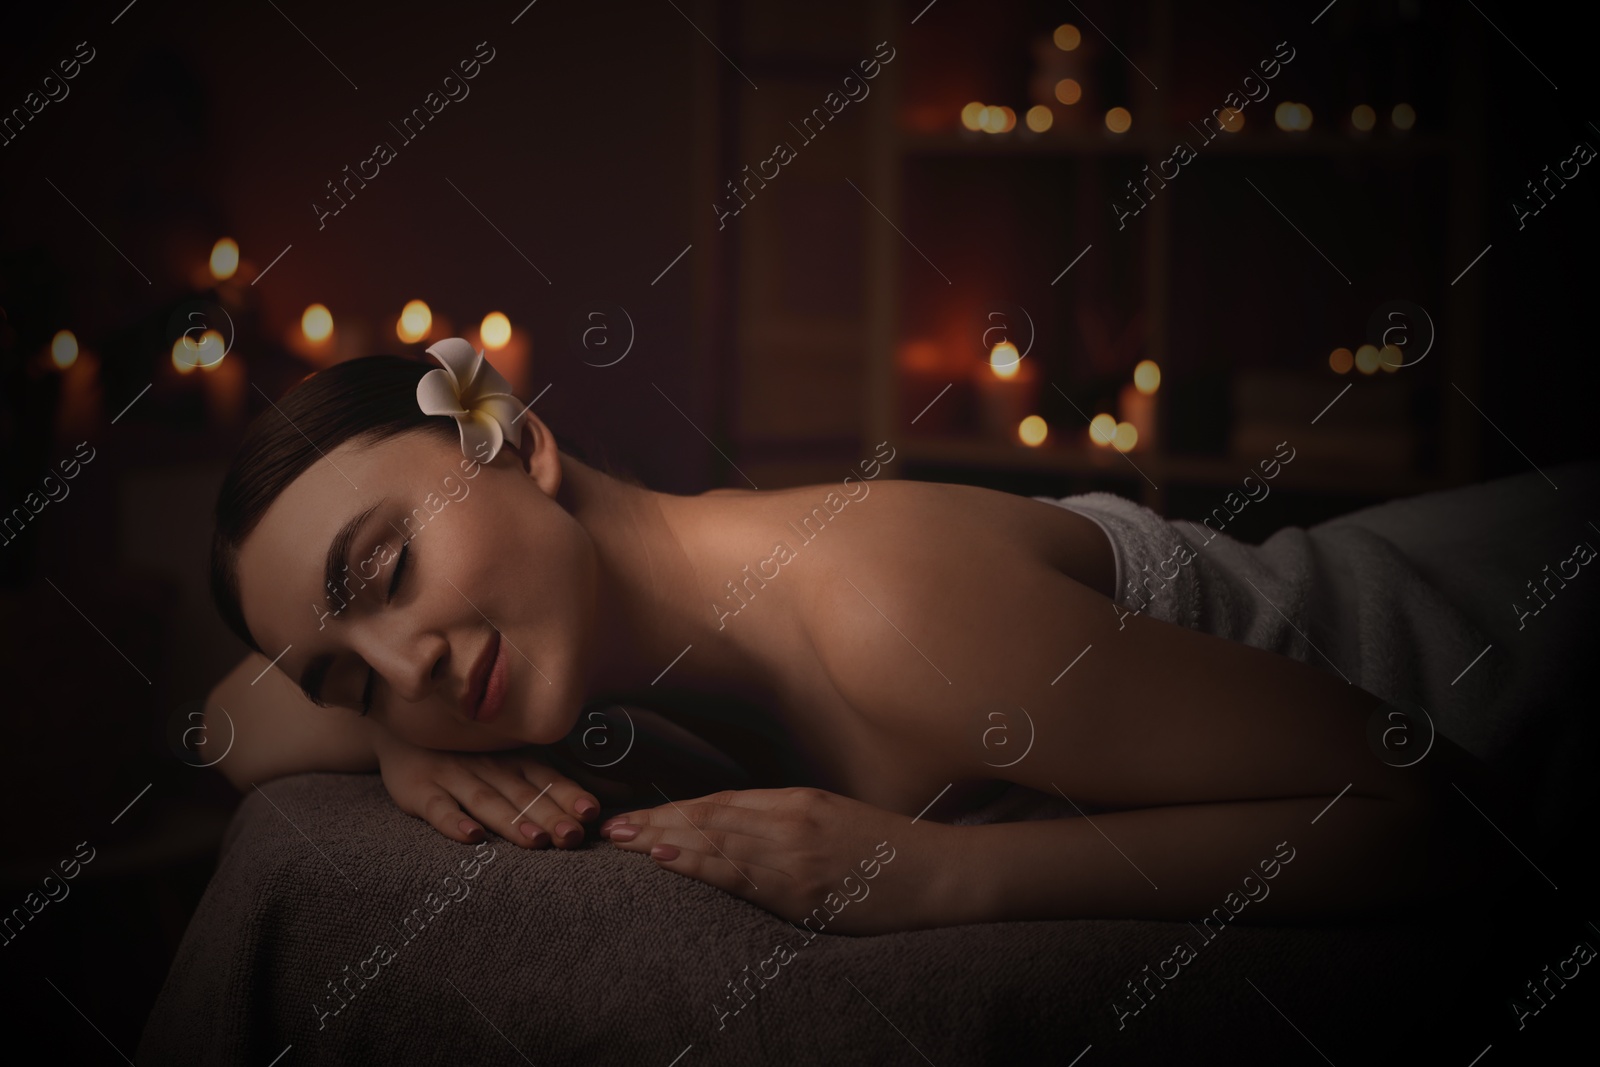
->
[[556, 820, 581, 842], [601, 815, 627, 831], [650, 844, 679, 861], [519, 822, 538, 841], [609, 824, 640, 841], [576, 798, 599, 819], [459, 819, 483, 839], [529, 829, 550, 847]]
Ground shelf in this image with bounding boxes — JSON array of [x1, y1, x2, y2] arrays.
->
[[899, 436, 1454, 498], [897, 129, 1451, 158]]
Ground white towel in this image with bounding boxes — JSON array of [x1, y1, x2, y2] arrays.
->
[[1040, 491, 1504, 727], [953, 487, 1509, 827]]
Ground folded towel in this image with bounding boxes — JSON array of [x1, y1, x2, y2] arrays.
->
[[1035, 490, 1505, 752], [954, 480, 1523, 828]]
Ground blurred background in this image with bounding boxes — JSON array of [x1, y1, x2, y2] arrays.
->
[[2, 0, 1595, 1056]]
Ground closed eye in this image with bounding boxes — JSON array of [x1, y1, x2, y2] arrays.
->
[[359, 541, 413, 716]]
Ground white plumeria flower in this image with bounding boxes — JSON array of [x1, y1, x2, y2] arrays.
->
[[417, 338, 525, 463]]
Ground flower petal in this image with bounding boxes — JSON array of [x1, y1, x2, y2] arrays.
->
[[462, 357, 516, 406], [424, 338, 481, 394], [474, 394, 525, 448], [416, 368, 468, 417], [459, 411, 506, 464]]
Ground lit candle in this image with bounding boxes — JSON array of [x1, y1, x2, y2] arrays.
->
[[289, 303, 338, 366], [202, 347, 247, 427], [973, 343, 1039, 440], [58, 345, 102, 438], [469, 316, 531, 396], [1117, 359, 1161, 452], [1088, 412, 1117, 448], [397, 299, 432, 343]]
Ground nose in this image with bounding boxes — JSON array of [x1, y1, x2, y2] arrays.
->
[[354, 614, 447, 705]]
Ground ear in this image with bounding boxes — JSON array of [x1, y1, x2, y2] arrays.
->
[[507, 407, 563, 499]]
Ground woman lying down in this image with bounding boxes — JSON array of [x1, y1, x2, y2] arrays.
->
[[205, 340, 1534, 936]]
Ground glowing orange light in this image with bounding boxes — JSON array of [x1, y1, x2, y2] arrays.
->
[[1133, 359, 1161, 395], [50, 330, 78, 370], [1089, 412, 1117, 446], [1055, 79, 1082, 105], [301, 304, 333, 343], [1329, 347, 1354, 374], [1025, 105, 1053, 133], [989, 342, 1021, 379], [1112, 421, 1138, 452], [1105, 107, 1132, 134], [1019, 415, 1049, 447], [397, 299, 432, 343], [480, 311, 512, 350], [209, 238, 239, 281]]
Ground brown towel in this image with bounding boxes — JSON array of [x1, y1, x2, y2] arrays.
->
[[140, 773, 1476, 1065]]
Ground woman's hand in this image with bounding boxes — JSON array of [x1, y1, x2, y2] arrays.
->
[[598, 787, 957, 935], [373, 728, 602, 849]]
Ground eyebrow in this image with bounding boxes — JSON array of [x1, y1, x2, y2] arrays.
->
[[298, 500, 382, 706]]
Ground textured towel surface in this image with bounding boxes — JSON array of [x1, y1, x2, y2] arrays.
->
[[139, 774, 1477, 1067], [945, 466, 1595, 830], [1036, 490, 1505, 753]]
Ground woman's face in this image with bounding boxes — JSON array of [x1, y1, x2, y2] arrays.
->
[[234, 421, 596, 750]]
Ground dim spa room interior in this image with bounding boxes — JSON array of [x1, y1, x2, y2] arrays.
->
[[2, 1, 1598, 1064]]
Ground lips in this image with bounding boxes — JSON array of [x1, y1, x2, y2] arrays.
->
[[464, 630, 507, 722]]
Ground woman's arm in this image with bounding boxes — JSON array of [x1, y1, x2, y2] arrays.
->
[[816, 544, 1505, 922], [204, 652, 601, 846], [604, 538, 1507, 931], [204, 652, 758, 846], [204, 651, 383, 791]]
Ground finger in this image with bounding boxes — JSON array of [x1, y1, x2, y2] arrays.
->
[[416, 789, 491, 845], [438, 769, 552, 849], [616, 787, 814, 826], [605, 821, 786, 875], [473, 762, 584, 848], [601, 791, 787, 840], [514, 759, 602, 822], [642, 840, 784, 902]]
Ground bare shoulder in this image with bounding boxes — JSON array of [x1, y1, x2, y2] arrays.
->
[[781, 476, 1111, 720], [788, 477, 1113, 597]]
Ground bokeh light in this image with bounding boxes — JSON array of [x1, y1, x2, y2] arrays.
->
[[1391, 103, 1416, 131], [1354, 343, 1381, 374], [1329, 347, 1354, 374], [989, 342, 1021, 378], [1133, 359, 1161, 394], [1018, 415, 1049, 447], [1025, 105, 1053, 133], [50, 329, 78, 370], [1089, 412, 1117, 446], [397, 299, 432, 343], [209, 238, 239, 281], [1351, 105, 1376, 132], [480, 311, 512, 350], [1053, 24, 1081, 51], [301, 303, 333, 343], [1055, 79, 1082, 105], [1105, 107, 1132, 134], [1112, 421, 1139, 452]]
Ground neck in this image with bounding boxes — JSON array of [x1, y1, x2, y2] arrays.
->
[[556, 456, 774, 710]]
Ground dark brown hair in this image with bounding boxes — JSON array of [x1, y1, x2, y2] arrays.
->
[[209, 355, 602, 652]]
